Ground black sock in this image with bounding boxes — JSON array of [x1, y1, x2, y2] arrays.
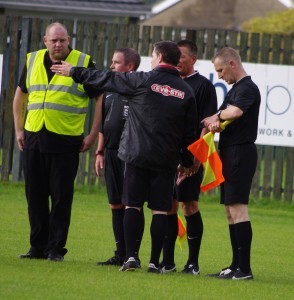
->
[[135, 209, 145, 260], [150, 214, 167, 267], [235, 221, 253, 274], [229, 224, 239, 271], [112, 208, 125, 257], [162, 214, 178, 266], [185, 211, 203, 267], [123, 208, 142, 259]]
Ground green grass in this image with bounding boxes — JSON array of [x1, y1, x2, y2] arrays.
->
[[0, 182, 294, 300]]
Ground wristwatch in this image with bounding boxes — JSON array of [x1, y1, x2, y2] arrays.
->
[[217, 110, 224, 122]]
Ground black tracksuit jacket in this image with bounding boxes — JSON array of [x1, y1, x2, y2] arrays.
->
[[71, 65, 198, 173]]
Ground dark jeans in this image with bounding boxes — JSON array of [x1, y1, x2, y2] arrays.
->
[[23, 149, 79, 256]]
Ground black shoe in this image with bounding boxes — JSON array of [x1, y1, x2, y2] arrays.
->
[[181, 263, 200, 275], [18, 251, 47, 259], [207, 267, 236, 279], [135, 257, 142, 268], [18, 251, 31, 259], [232, 269, 254, 280], [119, 257, 140, 272], [48, 254, 64, 262], [147, 263, 161, 273], [160, 263, 176, 273], [97, 251, 125, 266]]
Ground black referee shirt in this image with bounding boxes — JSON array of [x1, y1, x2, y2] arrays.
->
[[184, 71, 217, 139], [100, 92, 129, 150], [218, 76, 261, 148]]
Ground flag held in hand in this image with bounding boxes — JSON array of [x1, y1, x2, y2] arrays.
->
[[188, 121, 232, 192]]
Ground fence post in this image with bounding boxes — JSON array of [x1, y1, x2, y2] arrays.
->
[[239, 31, 249, 61], [140, 26, 151, 56], [284, 147, 294, 202], [227, 30, 238, 49], [272, 34, 282, 64], [128, 24, 140, 50], [195, 30, 205, 59], [273, 146, 284, 200], [217, 30, 227, 49], [0, 16, 7, 150], [262, 146, 274, 199], [11, 17, 31, 182], [1, 16, 20, 181], [206, 29, 216, 59], [163, 26, 173, 41], [152, 26, 163, 44], [251, 145, 262, 198], [249, 32, 260, 63], [283, 35, 293, 65]]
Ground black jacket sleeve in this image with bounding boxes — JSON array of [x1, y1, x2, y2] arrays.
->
[[70, 67, 149, 96]]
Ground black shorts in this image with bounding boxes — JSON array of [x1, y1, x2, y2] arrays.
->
[[220, 143, 257, 205], [104, 149, 125, 205], [173, 166, 203, 202], [122, 163, 174, 211]]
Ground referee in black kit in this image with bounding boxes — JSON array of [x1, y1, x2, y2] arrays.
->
[[203, 47, 261, 280], [161, 40, 218, 275], [95, 48, 143, 267], [51, 40, 198, 273]]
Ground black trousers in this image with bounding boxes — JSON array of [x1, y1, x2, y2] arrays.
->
[[23, 149, 79, 256]]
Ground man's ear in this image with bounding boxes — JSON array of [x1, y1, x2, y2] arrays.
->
[[158, 53, 163, 63], [127, 63, 135, 72], [191, 54, 197, 65], [229, 60, 236, 69]]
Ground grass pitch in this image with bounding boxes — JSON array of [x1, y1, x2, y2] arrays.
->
[[0, 182, 293, 300]]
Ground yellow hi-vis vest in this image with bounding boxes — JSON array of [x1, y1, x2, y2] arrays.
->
[[25, 49, 90, 135]]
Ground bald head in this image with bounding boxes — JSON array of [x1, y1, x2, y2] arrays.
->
[[212, 47, 242, 66], [45, 22, 68, 36], [212, 47, 247, 84], [43, 22, 70, 62]]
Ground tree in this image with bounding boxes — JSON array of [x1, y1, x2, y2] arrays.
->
[[241, 9, 294, 35]]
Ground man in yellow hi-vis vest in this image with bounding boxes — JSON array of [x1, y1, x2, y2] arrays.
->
[[13, 22, 102, 261]]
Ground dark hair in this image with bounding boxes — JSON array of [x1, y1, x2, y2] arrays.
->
[[153, 41, 181, 66], [115, 48, 141, 71], [177, 39, 198, 56]]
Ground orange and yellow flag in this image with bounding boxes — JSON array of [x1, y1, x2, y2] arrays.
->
[[188, 120, 232, 192]]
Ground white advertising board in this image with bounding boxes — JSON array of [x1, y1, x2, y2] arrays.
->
[[138, 58, 294, 147]]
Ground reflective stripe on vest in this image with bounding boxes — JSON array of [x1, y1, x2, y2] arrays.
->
[[27, 84, 87, 100], [27, 102, 88, 114]]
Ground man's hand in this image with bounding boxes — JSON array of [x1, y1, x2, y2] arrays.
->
[[50, 61, 73, 76], [202, 115, 223, 133], [176, 159, 202, 186], [15, 130, 25, 151], [80, 134, 96, 152], [208, 121, 223, 133], [176, 165, 188, 186], [95, 152, 104, 176], [190, 158, 201, 175]]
